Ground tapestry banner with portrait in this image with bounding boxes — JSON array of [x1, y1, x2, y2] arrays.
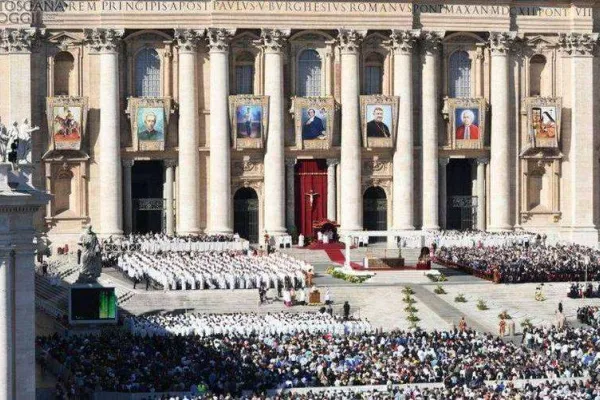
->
[[127, 97, 172, 151], [228, 95, 269, 150], [360, 95, 399, 148], [293, 97, 335, 150], [447, 98, 486, 150], [46, 96, 88, 152], [523, 97, 561, 151]]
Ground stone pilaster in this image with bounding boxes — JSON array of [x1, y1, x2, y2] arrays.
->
[[438, 157, 449, 229], [206, 28, 235, 234], [476, 157, 488, 231], [164, 159, 177, 236], [559, 33, 599, 245], [488, 32, 515, 232], [326, 159, 338, 221], [175, 29, 204, 235], [420, 31, 444, 231], [260, 29, 289, 235], [388, 30, 419, 230], [285, 159, 296, 232], [122, 159, 134, 234], [85, 29, 124, 236], [339, 29, 364, 233]]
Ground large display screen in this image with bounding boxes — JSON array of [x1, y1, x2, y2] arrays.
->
[[69, 286, 118, 324]]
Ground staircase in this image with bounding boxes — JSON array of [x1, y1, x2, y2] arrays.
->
[[34, 274, 69, 316]]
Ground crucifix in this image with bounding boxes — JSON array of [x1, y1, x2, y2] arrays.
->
[[305, 189, 319, 208]]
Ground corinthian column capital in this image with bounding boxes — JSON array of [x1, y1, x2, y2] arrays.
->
[[0, 28, 44, 53], [207, 28, 236, 53], [489, 32, 517, 55], [258, 28, 290, 53], [84, 28, 124, 54], [386, 29, 420, 55], [558, 32, 599, 56], [420, 31, 445, 55], [337, 29, 366, 54], [174, 29, 205, 53]]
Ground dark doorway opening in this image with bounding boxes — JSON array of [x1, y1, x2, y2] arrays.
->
[[446, 159, 477, 230], [363, 186, 387, 242], [234, 187, 259, 243], [132, 160, 164, 234]]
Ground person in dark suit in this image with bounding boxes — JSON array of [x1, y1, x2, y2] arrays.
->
[[138, 112, 163, 141], [366, 107, 391, 138], [302, 108, 326, 140]]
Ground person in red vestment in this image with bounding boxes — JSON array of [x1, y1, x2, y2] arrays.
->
[[455, 109, 480, 140]]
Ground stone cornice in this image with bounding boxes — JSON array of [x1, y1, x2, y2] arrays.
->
[[420, 31, 445, 55], [558, 33, 598, 56], [337, 29, 366, 54], [489, 31, 517, 55], [257, 28, 290, 53], [0, 28, 44, 54], [207, 28, 236, 52], [386, 29, 420, 56], [174, 29, 205, 53], [84, 28, 124, 53]]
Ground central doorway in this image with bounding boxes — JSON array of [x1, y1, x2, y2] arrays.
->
[[234, 187, 259, 243], [446, 159, 477, 230], [132, 161, 164, 234], [363, 186, 387, 242], [294, 159, 328, 238]]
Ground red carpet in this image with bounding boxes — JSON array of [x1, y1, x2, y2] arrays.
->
[[307, 241, 356, 250], [323, 249, 364, 270]]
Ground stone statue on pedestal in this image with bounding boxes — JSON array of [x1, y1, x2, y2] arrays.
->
[[0, 118, 8, 163], [16, 118, 39, 165], [76, 225, 102, 283]]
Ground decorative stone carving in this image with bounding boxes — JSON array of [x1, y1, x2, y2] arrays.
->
[[207, 28, 236, 52], [174, 29, 205, 52], [337, 29, 365, 53], [258, 29, 290, 52], [232, 156, 263, 177], [386, 30, 419, 55], [420, 31, 445, 55], [0, 28, 42, 53], [76, 225, 102, 283], [558, 33, 599, 56], [363, 156, 391, 176], [489, 32, 516, 55], [84, 29, 124, 53]]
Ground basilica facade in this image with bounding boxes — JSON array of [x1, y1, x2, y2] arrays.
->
[[2, 1, 600, 246]]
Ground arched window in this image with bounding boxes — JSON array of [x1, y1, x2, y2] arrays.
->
[[135, 48, 161, 97], [297, 49, 322, 97], [529, 54, 547, 97], [364, 52, 383, 95], [449, 51, 471, 98], [54, 51, 75, 96], [234, 51, 255, 95]]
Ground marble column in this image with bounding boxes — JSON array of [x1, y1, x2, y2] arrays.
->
[[421, 31, 444, 231], [389, 30, 418, 231], [488, 32, 515, 231], [438, 157, 449, 230], [207, 28, 235, 234], [285, 159, 296, 231], [122, 160, 134, 234], [326, 159, 338, 221], [0, 163, 51, 400], [164, 159, 177, 236], [339, 29, 364, 233], [85, 29, 124, 236], [476, 158, 488, 231], [559, 33, 599, 245], [174, 29, 204, 235], [261, 29, 289, 236]]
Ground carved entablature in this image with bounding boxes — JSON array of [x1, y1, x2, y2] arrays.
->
[[362, 156, 392, 178], [47, 32, 83, 52], [0, 28, 44, 53], [232, 155, 264, 179], [522, 35, 557, 56], [557, 33, 598, 56]]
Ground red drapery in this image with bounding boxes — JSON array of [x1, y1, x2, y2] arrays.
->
[[295, 159, 328, 237]]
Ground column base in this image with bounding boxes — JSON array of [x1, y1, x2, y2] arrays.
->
[[393, 225, 416, 231], [421, 225, 440, 231], [265, 228, 288, 236], [205, 228, 234, 235], [567, 227, 598, 248], [177, 229, 202, 236], [487, 225, 514, 232]]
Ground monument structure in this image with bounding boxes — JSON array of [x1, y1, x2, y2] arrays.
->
[[0, 1, 599, 246]]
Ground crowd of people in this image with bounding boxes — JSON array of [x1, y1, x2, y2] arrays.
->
[[435, 242, 600, 283], [578, 306, 600, 328], [101, 233, 246, 255], [38, 324, 600, 397], [116, 251, 310, 291], [425, 230, 542, 249], [124, 312, 371, 338]]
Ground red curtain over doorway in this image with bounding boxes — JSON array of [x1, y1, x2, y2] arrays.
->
[[295, 159, 328, 237]]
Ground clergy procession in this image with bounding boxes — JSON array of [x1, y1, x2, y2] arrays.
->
[[125, 312, 372, 338], [116, 251, 310, 291]]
